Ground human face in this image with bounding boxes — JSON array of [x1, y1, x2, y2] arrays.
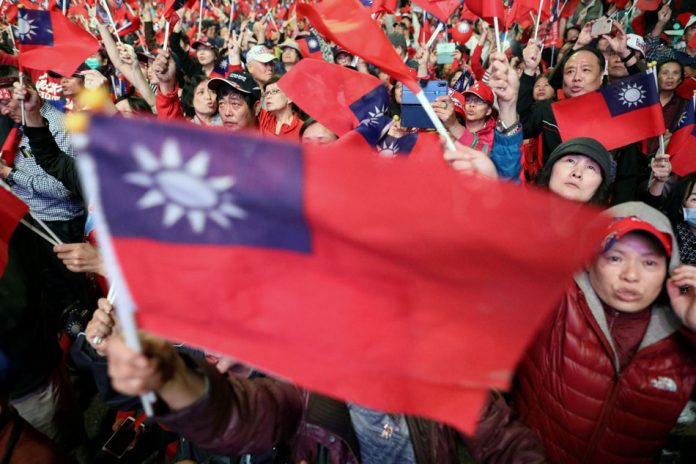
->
[[115, 99, 134, 118], [248, 60, 274, 85], [533, 76, 554, 101], [264, 83, 290, 112], [606, 51, 628, 79], [218, 92, 254, 130], [336, 52, 352, 67], [60, 76, 83, 97], [0, 96, 20, 124], [685, 24, 696, 48], [565, 28, 579, 43], [301, 122, 337, 145], [548, 154, 603, 203], [658, 62, 683, 92], [683, 184, 696, 208], [562, 50, 604, 98], [196, 46, 215, 66], [463, 94, 491, 123], [589, 233, 667, 313], [193, 81, 217, 117], [393, 81, 403, 105], [281, 48, 300, 65]]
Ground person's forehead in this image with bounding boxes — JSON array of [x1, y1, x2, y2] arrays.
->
[[565, 51, 600, 67], [219, 92, 247, 104]]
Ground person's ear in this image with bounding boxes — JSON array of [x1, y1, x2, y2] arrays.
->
[[254, 100, 261, 116], [486, 107, 492, 117]]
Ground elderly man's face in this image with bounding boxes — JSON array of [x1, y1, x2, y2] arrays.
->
[[562, 50, 604, 98], [247, 60, 274, 85], [218, 92, 255, 130]]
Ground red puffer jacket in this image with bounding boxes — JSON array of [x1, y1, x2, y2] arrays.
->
[[513, 273, 696, 464]]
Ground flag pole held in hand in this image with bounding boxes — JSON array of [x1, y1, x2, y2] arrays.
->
[[415, 90, 456, 151]]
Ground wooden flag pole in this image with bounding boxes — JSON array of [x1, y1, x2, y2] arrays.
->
[[533, 0, 544, 42], [493, 17, 502, 53], [415, 90, 456, 151]]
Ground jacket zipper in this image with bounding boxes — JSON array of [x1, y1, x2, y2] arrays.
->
[[582, 372, 621, 463]]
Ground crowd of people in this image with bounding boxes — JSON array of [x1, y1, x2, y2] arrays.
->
[[1, 0, 696, 462]]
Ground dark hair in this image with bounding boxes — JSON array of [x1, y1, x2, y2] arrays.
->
[[114, 94, 152, 114], [548, 46, 606, 89], [218, 85, 259, 119], [264, 75, 304, 116], [679, 173, 696, 207], [536, 157, 613, 205], [181, 74, 213, 119], [657, 59, 684, 82], [564, 27, 580, 40]]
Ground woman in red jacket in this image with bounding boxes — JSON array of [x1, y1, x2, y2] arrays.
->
[[510, 201, 696, 463]]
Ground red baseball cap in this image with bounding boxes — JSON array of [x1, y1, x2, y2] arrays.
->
[[463, 82, 494, 106], [601, 216, 673, 257]]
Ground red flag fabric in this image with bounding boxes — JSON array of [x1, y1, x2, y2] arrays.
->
[[2, 3, 19, 23], [635, 0, 661, 11], [294, 34, 323, 60], [297, 0, 420, 92], [668, 98, 696, 176], [465, 0, 506, 24], [559, 0, 581, 18], [81, 114, 610, 434], [370, 0, 398, 17], [17, 9, 100, 77], [277, 59, 387, 137], [0, 186, 28, 278], [552, 70, 666, 151], [412, 0, 460, 23], [0, 125, 21, 168]]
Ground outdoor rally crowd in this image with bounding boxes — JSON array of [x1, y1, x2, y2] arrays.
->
[[1, 0, 696, 462]]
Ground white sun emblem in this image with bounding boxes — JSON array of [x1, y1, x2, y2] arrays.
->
[[360, 105, 388, 127], [617, 83, 646, 108], [124, 139, 246, 234], [377, 141, 399, 157], [308, 38, 318, 49], [677, 110, 688, 128], [17, 13, 38, 41]]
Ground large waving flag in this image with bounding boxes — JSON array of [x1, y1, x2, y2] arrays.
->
[[79, 114, 609, 434], [297, 0, 419, 92], [668, 97, 696, 176], [0, 184, 28, 278], [278, 59, 391, 144], [412, 0, 460, 23], [552, 69, 666, 151], [16, 9, 100, 77]]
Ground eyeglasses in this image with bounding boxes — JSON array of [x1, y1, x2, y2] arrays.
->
[[264, 88, 282, 97], [464, 95, 487, 105]]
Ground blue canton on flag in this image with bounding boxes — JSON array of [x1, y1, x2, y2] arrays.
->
[[600, 70, 659, 118], [451, 69, 475, 93], [56, 0, 72, 10], [377, 133, 418, 157], [16, 10, 53, 46], [304, 34, 321, 54], [83, 116, 312, 253], [676, 98, 695, 133], [350, 85, 392, 146], [360, 0, 373, 6]]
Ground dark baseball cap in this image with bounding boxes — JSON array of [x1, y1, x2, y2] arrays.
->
[[208, 71, 261, 98], [546, 137, 616, 184]]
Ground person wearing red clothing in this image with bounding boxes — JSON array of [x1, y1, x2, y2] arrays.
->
[[508, 202, 696, 464], [257, 76, 301, 139]]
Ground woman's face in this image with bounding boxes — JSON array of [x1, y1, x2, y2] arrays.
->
[[264, 83, 291, 112], [393, 81, 403, 105], [548, 154, 603, 203], [533, 76, 554, 101], [196, 46, 216, 66], [463, 94, 491, 123], [683, 184, 696, 209], [193, 80, 217, 116]]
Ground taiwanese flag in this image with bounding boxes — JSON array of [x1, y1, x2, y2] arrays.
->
[[16, 9, 100, 77], [163, 0, 196, 20], [297, 0, 419, 92], [552, 70, 666, 151], [78, 114, 609, 434], [0, 185, 28, 278], [466, 0, 506, 25], [412, 0, 460, 23], [294, 34, 323, 60], [278, 59, 391, 144], [668, 98, 696, 176], [635, 0, 660, 10]]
